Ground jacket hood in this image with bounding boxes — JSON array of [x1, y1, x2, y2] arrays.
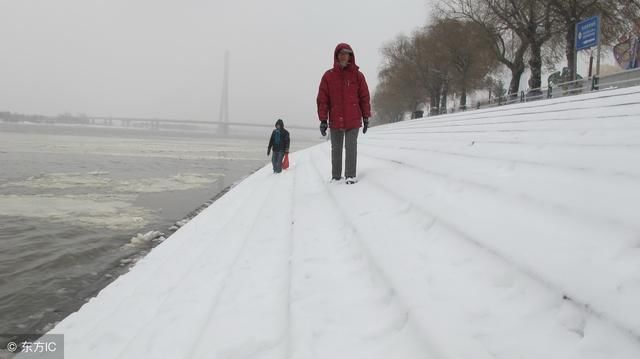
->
[[333, 43, 358, 70], [275, 119, 284, 128]]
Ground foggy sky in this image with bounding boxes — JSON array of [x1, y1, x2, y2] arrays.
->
[[0, 0, 430, 127]]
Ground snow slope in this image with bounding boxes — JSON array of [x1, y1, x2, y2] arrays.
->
[[42, 87, 640, 359]]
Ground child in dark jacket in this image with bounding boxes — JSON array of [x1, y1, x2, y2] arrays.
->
[[267, 119, 290, 173]]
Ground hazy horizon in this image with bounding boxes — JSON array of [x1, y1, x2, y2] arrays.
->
[[0, 0, 430, 127]]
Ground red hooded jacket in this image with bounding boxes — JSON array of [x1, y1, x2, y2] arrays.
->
[[316, 43, 371, 130]]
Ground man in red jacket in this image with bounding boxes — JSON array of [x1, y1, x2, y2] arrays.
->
[[316, 43, 371, 184]]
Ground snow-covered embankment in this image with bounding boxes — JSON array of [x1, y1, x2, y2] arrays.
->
[[44, 86, 640, 359]]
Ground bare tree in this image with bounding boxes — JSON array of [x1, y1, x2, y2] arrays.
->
[[411, 28, 450, 114], [372, 82, 408, 124], [428, 18, 498, 109], [438, 0, 530, 95], [374, 35, 428, 123], [383, 29, 452, 116], [483, 0, 558, 93], [374, 17, 501, 118]]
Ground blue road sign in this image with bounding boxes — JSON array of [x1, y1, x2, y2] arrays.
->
[[576, 16, 600, 50]]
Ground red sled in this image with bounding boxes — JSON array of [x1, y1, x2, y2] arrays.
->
[[282, 153, 290, 170]]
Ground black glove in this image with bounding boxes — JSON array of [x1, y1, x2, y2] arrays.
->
[[363, 119, 369, 134], [267, 149, 270, 156], [320, 120, 328, 136]]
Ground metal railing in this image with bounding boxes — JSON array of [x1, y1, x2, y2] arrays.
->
[[470, 67, 640, 112]]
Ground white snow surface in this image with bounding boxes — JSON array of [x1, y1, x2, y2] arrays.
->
[[44, 87, 640, 359]]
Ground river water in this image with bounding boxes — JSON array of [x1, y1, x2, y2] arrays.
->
[[0, 123, 318, 339]]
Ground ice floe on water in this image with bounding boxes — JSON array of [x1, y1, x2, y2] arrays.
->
[[1, 171, 223, 192], [0, 170, 225, 234], [117, 173, 224, 193], [0, 194, 151, 230], [124, 230, 166, 248], [3, 172, 114, 189]]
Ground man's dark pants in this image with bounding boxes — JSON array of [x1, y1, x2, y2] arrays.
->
[[271, 151, 284, 173], [330, 128, 358, 179]]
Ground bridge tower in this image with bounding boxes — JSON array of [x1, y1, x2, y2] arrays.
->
[[218, 51, 230, 136]]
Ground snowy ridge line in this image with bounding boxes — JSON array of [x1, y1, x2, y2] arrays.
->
[[376, 86, 640, 129], [376, 114, 640, 134], [283, 155, 297, 359], [382, 98, 640, 131], [360, 139, 640, 183], [307, 150, 443, 358], [364, 135, 640, 148], [366, 131, 640, 149], [359, 150, 638, 233], [373, 118, 640, 136], [364, 119, 640, 178], [363, 133, 640, 172], [378, 127, 635, 135], [361, 138, 632, 171], [360, 161, 639, 344], [378, 111, 639, 132]]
